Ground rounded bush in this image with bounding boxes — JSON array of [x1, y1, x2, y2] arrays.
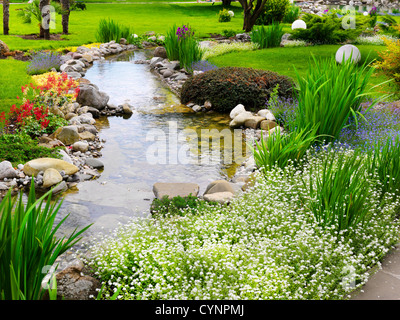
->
[[180, 67, 294, 113]]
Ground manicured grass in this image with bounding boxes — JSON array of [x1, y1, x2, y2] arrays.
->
[[0, 59, 31, 114], [207, 44, 396, 98], [1, 3, 246, 51]]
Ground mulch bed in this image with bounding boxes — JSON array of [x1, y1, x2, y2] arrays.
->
[[0, 51, 31, 62], [16, 33, 66, 41]]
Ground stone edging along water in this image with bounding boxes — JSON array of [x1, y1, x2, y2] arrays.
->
[[0, 40, 138, 200]]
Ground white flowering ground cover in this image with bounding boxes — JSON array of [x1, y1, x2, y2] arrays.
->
[[202, 42, 259, 60], [84, 147, 399, 300], [353, 34, 399, 46]]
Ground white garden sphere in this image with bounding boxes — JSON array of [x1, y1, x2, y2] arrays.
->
[[363, 11, 369, 16], [291, 20, 307, 30], [228, 10, 234, 17], [335, 44, 361, 64]]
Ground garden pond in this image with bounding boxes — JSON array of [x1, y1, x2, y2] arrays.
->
[[54, 50, 250, 242]]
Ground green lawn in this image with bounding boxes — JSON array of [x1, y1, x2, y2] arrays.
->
[[0, 59, 31, 114], [208, 44, 395, 98], [1, 3, 245, 51], [0, 3, 397, 112]]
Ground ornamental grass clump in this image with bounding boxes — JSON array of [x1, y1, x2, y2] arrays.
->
[[251, 125, 320, 172], [95, 18, 133, 44], [164, 24, 203, 73], [0, 180, 91, 300], [26, 51, 62, 75], [294, 56, 377, 143], [365, 135, 400, 206], [251, 23, 284, 49], [84, 146, 399, 300], [299, 148, 373, 234]]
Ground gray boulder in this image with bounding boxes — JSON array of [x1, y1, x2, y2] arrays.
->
[[0, 161, 18, 180], [76, 85, 109, 110], [154, 46, 167, 59]]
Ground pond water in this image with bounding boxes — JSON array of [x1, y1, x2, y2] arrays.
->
[[55, 50, 249, 241]]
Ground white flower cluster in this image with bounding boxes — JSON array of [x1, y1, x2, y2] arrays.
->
[[282, 40, 308, 48], [84, 147, 399, 300], [354, 34, 399, 46], [202, 42, 259, 60]]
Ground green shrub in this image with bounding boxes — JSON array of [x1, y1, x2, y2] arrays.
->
[[290, 13, 360, 44], [180, 67, 294, 113], [222, 29, 237, 38], [95, 18, 134, 44], [255, 0, 290, 25], [151, 195, 220, 217], [283, 3, 300, 23], [21, 113, 68, 139], [0, 133, 62, 166], [218, 9, 232, 23], [251, 22, 285, 49], [0, 180, 91, 300]]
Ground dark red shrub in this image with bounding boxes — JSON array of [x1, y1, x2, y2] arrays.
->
[[180, 67, 294, 113]]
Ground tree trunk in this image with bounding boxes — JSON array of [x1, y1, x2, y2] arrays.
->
[[39, 0, 50, 39], [222, 0, 232, 6], [238, 0, 268, 32], [61, 0, 70, 35], [3, 0, 9, 35]]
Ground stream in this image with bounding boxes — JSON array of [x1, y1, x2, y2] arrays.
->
[[54, 50, 249, 243]]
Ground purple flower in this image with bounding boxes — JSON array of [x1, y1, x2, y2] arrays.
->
[[191, 60, 218, 72], [26, 51, 62, 75], [176, 24, 194, 41]]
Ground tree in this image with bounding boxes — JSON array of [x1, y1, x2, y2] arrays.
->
[[60, 0, 70, 34], [3, 0, 9, 35], [222, 0, 232, 5], [238, 0, 268, 32], [40, 0, 50, 39]]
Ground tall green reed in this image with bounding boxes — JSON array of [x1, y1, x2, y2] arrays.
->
[[95, 18, 134, 44], [251, 22, 285, 49], [164, 24, 203, 73], [365, 135, 400, 206], [294, 56, 377, 143], [300, 149, 373, 233], [0, 180, 91, 300], [251, 124, 321, 172], [164, 24, 180, 61]]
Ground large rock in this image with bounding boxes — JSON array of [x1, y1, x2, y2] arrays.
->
[[79, 131, 96, 142], [203, 192, 234, 204], [0, 161, 18, 180], [229, 111, 254, 128], [154, 46, 167, 59], [260, 120, 278, 131], [153, 182, 199, 200], [204, 180, 235, 195], [244, 116, 266, 129], [54, 125, 80, 146], [42, 168, 63, 189], [23, 158, 79, 177], [85, 158, 104, 169], [0, 40, 10, 56], [54, 260, 101, 300], [76, 85, 109, 110], [257, 109, 276, 121], [72, 141, 89, 153], [230, 104, 246, 119]]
